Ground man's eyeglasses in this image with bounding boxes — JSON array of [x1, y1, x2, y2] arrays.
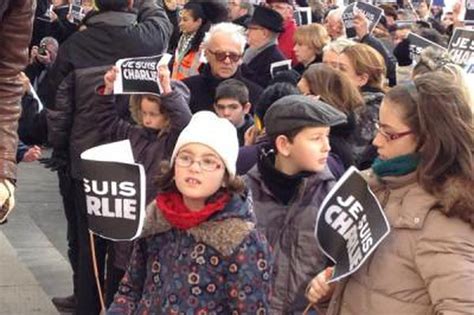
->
[[175, 153, 222, 172], [208, 50, 241, 63], [375, 123, 412, 141]]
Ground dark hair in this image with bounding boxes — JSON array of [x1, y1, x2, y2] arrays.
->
[[155, 161, 246, 195], [183, 1, 227, 52], [269, 124, 328, 153], [269, 69, 301, 86], [417, 28, 448, 47], [385, 71, 473, 194], [95, 0, 128, 11], [379, 4, 397, 20], [255, 83, 300, 122], [215, 79, 249, 105]]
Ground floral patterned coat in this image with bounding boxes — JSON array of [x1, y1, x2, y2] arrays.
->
[[107, 193, 274, 314]]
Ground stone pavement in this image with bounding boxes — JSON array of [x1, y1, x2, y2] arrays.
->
[[0, 151, 73, 315]]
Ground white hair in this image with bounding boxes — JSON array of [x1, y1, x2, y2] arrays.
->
[[323, 37, 355, 55], [326, 7, 344, 22], [202, 22, 247, 53], [40, 36, 59, 51]]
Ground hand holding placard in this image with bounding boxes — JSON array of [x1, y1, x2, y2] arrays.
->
[[305, 267, 335, 305], [103, 67, 118, 95]]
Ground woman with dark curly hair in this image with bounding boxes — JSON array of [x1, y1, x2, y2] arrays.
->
[[171, 0, 227, 80]]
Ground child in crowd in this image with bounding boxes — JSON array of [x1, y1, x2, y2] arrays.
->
[[245, 95, 346, 313], [107, 111, 274, 313], [214, 79, 253, 147], [101, 65, 192, 204], [99, 65, 192, 305]]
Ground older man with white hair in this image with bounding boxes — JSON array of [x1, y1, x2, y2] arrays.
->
[[183, 22, 263, 113]]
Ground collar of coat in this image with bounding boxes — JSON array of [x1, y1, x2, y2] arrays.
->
[[140, 195, 256, 257], [85, 10, 137, 28], [364, 170, 474, 228]]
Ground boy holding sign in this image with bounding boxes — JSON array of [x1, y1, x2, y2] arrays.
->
[[245, 95, 347, 313]]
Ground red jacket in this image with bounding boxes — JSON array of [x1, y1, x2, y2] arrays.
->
[[278, 19, 297, 65]]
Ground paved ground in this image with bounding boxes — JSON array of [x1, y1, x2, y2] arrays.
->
[[0, 150, 73, 315]]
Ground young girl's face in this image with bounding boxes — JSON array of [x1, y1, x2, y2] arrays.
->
[[140, 97, 168, 130], [174, 143, 226, 210]]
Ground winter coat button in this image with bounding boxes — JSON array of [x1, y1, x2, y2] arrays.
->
[[414, 217, 420, 224]]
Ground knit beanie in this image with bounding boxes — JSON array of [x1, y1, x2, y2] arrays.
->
[[170, 111, 239, 177]]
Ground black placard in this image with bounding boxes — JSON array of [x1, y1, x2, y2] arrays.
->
[[315, 167, 390, 282], [81, 141, 146, 240], [448, 28, 474, 68], [113, 54, 172, 96], [407, 32, 447, 62]]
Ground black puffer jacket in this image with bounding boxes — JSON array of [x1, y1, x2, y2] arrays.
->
[[47, 0, 172, 179], [183, 64, 262, 113]]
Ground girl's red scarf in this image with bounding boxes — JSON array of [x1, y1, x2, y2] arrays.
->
[[156, 192, 230, 230]]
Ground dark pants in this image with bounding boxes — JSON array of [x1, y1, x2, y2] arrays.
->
[[57, 169, 79, 296], [105, 245, 126, 308], [72, 179, 107, 315]]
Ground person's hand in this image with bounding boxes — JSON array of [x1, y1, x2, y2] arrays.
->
[[158, 65, 172, 95], [38, 150, 69, 172], [452, 0, 464, 27], [30, 46, 39, 64], [19, 72, 31, 94], [306, 267, 336, 304], [0, 179, 15, 224], [50, 10, 58, 22], [103, 67, 118, 95], [244, 125, 258, 146], [22, 146, 42, 163], [36, 48, 53, 65], [164, 0, 178, 11], [353, 10, 369, 40], [453, 0, 462, 16]]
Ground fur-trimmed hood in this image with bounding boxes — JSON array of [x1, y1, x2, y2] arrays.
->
[[437, 176, 474, 227], [140, 192, 257, 256], [129, 80, 191, 127]]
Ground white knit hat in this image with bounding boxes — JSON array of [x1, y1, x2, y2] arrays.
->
[[170, 111, 239, 177]]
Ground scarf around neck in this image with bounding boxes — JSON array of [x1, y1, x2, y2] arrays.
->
[[372, 154, 420, 178], [258, 148, 312, 205], [156, 191, 230, 230], [243, 37, 277, 64]]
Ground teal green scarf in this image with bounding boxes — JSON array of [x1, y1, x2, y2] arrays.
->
[[372, 154, 419, 178]]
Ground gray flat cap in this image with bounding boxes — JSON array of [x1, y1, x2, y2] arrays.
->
[[264, 95, 347, 136]]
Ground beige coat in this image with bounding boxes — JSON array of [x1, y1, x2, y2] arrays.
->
[[327, 171, 474, 315]]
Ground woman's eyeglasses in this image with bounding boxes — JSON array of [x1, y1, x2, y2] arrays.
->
[[175, 153, 222, 172], [375, 123, 412, 141], [208, 50, 241, 63]]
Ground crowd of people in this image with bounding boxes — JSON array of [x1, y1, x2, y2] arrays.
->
[[0, 0, 473, 314]]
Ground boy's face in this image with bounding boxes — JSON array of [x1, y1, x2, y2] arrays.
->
[[277, 126, 331, 174], [214, 98, 250, 127]]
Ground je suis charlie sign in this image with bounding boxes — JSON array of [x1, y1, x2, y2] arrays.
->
[[315, 167, 390, 282], [113, 54, 173, 96], [80, 140, 146, 241]]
